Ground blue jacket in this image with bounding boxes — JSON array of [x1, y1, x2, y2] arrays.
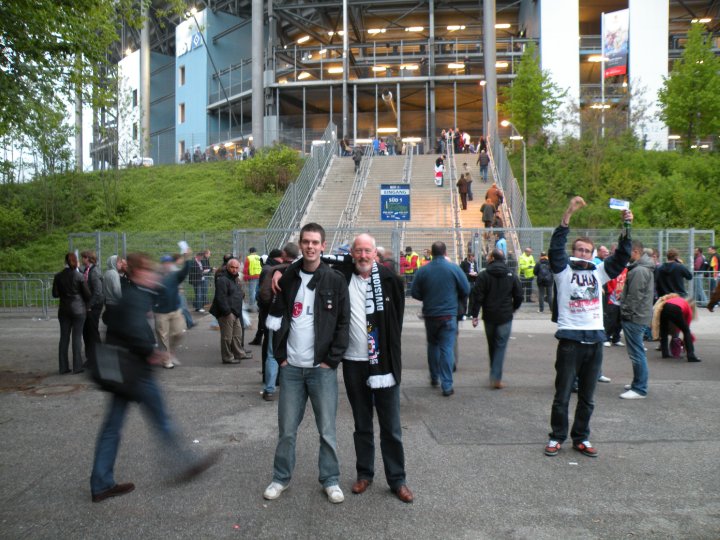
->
[[411, 257, 470, 317], [153, 260, 191, 314]]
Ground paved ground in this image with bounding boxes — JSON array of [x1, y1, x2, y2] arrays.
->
[[0, 303, 718, 539]]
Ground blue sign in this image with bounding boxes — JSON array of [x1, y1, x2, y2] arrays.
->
[[380, 184, 410, 221]]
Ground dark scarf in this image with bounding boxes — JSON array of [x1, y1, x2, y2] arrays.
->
[[324, 254, 395, 388], [366, 261, 395, 388]]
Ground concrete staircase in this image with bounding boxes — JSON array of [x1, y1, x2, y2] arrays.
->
[[301, 156, 357, 229]]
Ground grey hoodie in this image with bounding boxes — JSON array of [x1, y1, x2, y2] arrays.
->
[[621, 253, 655, 325], [103, 256, 122, 306]]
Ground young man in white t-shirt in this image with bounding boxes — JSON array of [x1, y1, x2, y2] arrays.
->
[[544, 196, 633, 459], [263, 223, 350, 504]]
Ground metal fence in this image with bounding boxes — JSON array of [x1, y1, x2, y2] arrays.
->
[[0, 278, 52, 318]]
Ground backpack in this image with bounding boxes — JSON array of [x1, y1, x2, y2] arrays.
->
[[536, 260, 553, 286]]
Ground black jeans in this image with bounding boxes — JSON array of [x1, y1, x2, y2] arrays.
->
[[59, 311, 86, 373], [549, 339, 603, 444], [83, 306, 102, 366], [603, 303, 622, 343], [521, 277, 533, 302], [342, 361, 406, 490], [537, 284, 552, 312], [660, 303, 695, 358]]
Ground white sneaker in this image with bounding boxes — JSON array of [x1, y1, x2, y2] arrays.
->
[[620, 389, 646, 399], [263, 482, 287, 500], [598, 375, 611, 383], [613, 341, 625, 347], [325, 484, 344, 504], [603, 341, 611, 348], [624, 384, 632, 390]]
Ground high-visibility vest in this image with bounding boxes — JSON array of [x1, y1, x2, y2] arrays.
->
[[403, 253, 419, 274], [246, 253, 262, 278], [518, 254, 535, 278]]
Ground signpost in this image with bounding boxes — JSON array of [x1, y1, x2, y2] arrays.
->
[[380, 184, 411, 221]]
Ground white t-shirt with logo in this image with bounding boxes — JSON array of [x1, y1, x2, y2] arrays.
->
[[345, 274, 371, 361], [554, 263, 611, 331], [287, 270, 316, 368]]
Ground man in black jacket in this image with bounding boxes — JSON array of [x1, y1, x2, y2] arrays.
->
[[91, 252, 218, 503], [655, 248, 692, 298], [470, 248, 523, 388], [81, 250, 104, 368], [263, 223, 350, 504], [325, 234, 414, 503], [209, 258, 251, 364]]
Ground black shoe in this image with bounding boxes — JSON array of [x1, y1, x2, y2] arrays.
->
[[262, 391, 276, 401], [92, 482, 135, 503], [430, 379, 439, 388], [442, 389, 454, 397], [248, 339, 262, 346], [687, 356, 702, 362], [222, 359, 241, 364], [571, 385, 578, 393]]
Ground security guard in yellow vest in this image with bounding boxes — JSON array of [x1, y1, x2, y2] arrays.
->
[[401, 246, 420, 296], [518, 247, 535, 303], [243, 247, 262, 308]]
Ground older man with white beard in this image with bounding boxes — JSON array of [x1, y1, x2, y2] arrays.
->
[[325, 233, 414, 503]]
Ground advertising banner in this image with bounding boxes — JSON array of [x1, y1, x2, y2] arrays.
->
[[380, 184, 410, 221], [603, 9, 629, 78]]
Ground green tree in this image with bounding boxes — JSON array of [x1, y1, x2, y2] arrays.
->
[[499, 42, 566, 142], [0, 0, 138, 179], [658, 23, 720, 149]]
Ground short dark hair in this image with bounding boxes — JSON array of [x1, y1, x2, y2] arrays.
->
[[249, 247, 257, 253], [431, 241, 446, 257], [572, 237, 595, 252], [490, 248, 505, 262], [268, 248, 283, 259], [632, 240, 644, 251], [282, 242, 300, 260], [300, 222, 326, 243], [667, 248, 679, 261]]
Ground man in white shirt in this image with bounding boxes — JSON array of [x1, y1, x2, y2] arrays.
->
[[336, 234, 414, 503], [262, 223, 350, 504]]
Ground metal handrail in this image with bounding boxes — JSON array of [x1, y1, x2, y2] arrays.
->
[[446, 141, 463, 264], [266, 122, 337, 250], [397, 151, 413, 255]]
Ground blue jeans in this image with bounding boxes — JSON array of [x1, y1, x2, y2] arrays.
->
[[90, 376, 191, 495], [247, 279, 258, 308], [272, 364, 339, 488], [424, 316, 457, 392], [484, 320, 512, 382], [480, 165, 488, 182], [342, 361, 406, 489], [549, 339, 603, 444], [622, 320, 649, 395], [693, 276, 707, 304], [264, 329, 278, 393]]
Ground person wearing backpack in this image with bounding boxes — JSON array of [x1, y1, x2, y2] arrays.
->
[[534, 252, 553, 313]]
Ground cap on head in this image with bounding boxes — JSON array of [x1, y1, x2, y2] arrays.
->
[[160, 255, 174, 263]]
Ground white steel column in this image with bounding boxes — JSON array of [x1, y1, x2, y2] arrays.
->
[[629, 0, 668, 149], [252, 0, 264, 147], [539, 0, 579, 138]]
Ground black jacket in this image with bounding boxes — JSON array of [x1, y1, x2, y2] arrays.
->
[[655, 261, 692, 297], [470, 260, 523, 324], [105, 279, 157, 362], [210, 269, 244, 318], [459, 258, 478, 284], [270, 260, 350, 369], [52, 268, 91, 317], [332, 259, 405, 383], [86, 264, 105, 310]]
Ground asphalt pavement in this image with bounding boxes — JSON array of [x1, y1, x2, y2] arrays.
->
[[0, 303, 718, 539]]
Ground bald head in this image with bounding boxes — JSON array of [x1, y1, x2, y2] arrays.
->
[[352, 234, 377, 277]]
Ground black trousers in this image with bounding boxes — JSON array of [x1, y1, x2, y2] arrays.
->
[[660, 303, 695, 357], [83, 306, 102, 366], [342, 361, 406, 490]]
